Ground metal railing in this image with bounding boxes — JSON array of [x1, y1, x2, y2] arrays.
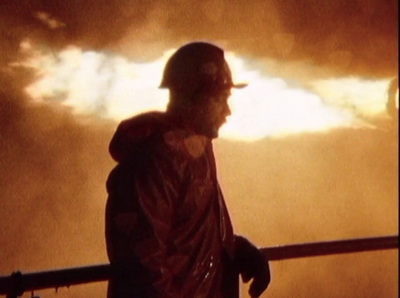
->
[[0, 235, 398, 297]]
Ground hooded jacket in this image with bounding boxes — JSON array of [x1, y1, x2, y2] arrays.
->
[[105, 111, 239, 297]]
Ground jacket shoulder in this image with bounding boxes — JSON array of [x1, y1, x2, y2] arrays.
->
[[163, 130, 208, 159]]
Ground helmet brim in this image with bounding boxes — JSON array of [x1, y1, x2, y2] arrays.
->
[[232, 83, 248, 89]]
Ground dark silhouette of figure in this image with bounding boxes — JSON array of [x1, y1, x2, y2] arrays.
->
[[105, 42, 270, 298]]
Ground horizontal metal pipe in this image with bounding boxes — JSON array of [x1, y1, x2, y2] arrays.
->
[[0, 264, 112, 297], [260, 235, 398, 260], [0, 235, 397, 296]]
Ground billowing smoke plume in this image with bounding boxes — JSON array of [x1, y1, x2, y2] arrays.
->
[[1, 0, 398, 78]]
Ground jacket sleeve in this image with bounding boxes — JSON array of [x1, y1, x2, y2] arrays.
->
[[107, 142, 186, 297]]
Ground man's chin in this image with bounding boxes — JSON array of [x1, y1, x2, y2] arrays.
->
[[209, 129, 220, 139], [198, 129, 219, 139], [194, 123, 221, 139]]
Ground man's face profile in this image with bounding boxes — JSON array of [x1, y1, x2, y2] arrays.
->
[[190, 88, 232, 139]]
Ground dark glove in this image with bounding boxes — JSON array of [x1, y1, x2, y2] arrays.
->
[[234, 236, 270, 298]]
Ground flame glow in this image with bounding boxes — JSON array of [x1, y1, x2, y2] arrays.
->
[[21, 42, 393, 141], [310, 78, 392, 116], [24, 45, 171, 119]]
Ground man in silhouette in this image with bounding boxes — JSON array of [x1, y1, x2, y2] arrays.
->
[[105, 42, 270, 298]]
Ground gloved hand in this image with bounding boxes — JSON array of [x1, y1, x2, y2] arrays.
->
[[234, 236, 270, 298]]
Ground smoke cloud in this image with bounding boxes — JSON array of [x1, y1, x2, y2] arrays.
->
[[0, 1, 398, 297], [1, 0, 398, 77]]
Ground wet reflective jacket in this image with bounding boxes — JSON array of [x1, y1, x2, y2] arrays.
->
[[105, 112, 239, 297]]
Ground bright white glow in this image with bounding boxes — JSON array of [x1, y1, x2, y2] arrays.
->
[[25, 46, 171, 119], [223, 53, 356, 140], [21, 42, 392, 141], [310, 78, 390, 116]]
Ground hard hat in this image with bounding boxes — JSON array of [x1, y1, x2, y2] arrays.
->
[[160, 42, 247, 94]]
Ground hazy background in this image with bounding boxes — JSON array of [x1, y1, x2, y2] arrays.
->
[[0, 0, 398, 297]]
